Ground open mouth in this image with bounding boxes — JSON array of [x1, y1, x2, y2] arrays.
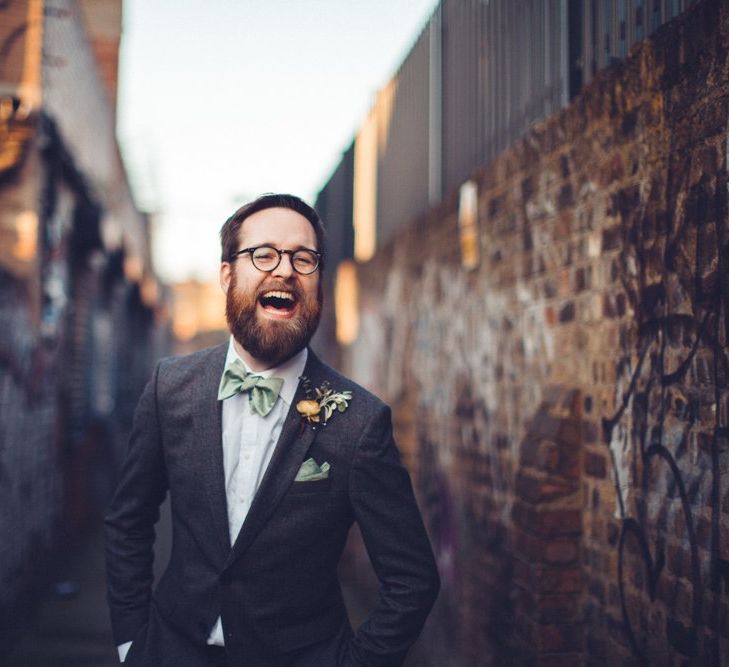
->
[[258, 290, 298, 316]]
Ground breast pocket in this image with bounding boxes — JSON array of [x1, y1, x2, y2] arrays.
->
[[287, 477, 333, 494]]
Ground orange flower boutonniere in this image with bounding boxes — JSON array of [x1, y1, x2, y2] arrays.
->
[[296, 378, 352, 427]]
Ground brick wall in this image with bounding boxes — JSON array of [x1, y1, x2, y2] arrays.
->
[[342, 1, 729, 664]]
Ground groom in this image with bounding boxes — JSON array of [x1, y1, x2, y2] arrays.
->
[[105, 193, 439, 666]]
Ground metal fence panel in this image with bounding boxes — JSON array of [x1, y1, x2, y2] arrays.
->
[[377, 23, 431, 243], [316, 0, 700, 253], [315, 142, 355, 274]]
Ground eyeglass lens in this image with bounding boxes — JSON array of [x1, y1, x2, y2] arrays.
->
[[251, 246, 319, 274]]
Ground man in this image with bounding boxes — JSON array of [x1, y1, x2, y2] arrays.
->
[[105, 193, 440, 666]]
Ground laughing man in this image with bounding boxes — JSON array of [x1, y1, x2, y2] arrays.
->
[[105, 193, 440, 666]]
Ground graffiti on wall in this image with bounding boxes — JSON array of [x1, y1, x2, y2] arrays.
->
[[352, 254, 556, 499], [347, 232, 561, 663], [603, 143, 729, 664]]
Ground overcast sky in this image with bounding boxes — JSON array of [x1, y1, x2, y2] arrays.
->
[[117, 0, 438, 282]]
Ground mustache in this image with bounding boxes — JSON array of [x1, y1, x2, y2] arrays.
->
[[254, 279, 303, 300]]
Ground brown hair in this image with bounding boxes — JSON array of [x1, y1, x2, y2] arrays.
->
[[220, 193, 325, 268]]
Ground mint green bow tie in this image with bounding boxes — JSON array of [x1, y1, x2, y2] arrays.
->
[[217, 359, 284, 416]]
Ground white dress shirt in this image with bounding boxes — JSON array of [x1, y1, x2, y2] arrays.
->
[[118, 339, 307, 662]]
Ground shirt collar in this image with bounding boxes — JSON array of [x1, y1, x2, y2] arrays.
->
[[225, 336, 307, 406]]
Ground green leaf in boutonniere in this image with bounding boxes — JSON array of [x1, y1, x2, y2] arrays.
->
[[296, 378, 352, 427]]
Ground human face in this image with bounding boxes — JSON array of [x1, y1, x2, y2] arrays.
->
[[220, 207, 322, 369]]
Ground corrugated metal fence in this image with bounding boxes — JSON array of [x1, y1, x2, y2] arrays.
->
[[315, 0, 699, 289], [441, 0, 567, 198]]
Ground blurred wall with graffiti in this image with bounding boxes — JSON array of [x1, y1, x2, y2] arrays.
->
[[0, 0, 170, 646]]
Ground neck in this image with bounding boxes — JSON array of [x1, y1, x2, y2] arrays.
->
[[232, 338, 271, 372], [232, 337, 305, 372]]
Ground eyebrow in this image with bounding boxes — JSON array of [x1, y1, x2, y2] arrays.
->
[[243, 243, 318, 251]]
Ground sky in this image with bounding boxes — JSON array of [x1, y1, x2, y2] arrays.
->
[[117, 0, 439, 282]]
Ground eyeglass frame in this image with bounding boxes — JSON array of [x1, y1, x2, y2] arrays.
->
[[229, 245, 322, 275]]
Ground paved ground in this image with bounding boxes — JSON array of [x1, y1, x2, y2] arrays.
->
[[7, 528, 119, 667], [8, 501, 173, 667]]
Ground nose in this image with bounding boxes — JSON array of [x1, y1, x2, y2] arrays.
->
[[272, 251, 295, 278]]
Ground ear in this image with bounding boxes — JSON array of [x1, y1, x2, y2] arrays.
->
[[220, 262, 232, 295]]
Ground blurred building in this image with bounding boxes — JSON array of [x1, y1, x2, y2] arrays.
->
[[0, 0, 169, 647], [170, 278, 228, 355]]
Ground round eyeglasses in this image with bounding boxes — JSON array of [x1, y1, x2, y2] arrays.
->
[[231, 245, 321, 275]]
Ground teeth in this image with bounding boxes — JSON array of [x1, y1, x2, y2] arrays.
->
[[262, 291, 294, 301]]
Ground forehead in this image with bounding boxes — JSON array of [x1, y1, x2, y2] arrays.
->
[[238, 207, 317, 249]]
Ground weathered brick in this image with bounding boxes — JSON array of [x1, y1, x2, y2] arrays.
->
[[515, 473, 578, 504], [695, 516, 712, 547], [589, 577, 606, 604], [559, 301, 576, 323], [558, 184, 575, 209], [535, 566, 584, 595], [537, 622, 584, 653], [667, 544, 688, 579], [607, 521, 620, 546], [666, 616, 696, 656], [545, 304, 557, 327], [544, 540, 580, 566], [513, 557, 536, 590], [585, 452, 607, 479], [586, 634, 607, 662], [514, 504, 582, 537], [537, 593, 584, 624], [583, 421, 600, 443]]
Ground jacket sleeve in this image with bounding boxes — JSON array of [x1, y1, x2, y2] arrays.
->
[[104, 361, 169, 645], [345, 404, 440, 666]]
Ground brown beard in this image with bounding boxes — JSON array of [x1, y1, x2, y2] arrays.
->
[[225, 271, 322, 367]]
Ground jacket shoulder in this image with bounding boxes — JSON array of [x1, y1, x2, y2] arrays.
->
[[155, 342, 227, 388]]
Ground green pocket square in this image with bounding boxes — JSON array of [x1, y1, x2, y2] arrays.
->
[[294, 457, 331, 482]]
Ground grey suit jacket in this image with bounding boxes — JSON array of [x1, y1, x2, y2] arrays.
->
[[105, 344, 439, 666]]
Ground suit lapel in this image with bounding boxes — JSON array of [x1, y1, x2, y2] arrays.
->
[[225, 349, 325, 564], [192, 343, 231, 553]]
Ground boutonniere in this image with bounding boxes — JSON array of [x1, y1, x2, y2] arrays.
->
[[296, 377, 352, 427]]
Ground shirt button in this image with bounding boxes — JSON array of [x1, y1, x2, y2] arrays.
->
[[243, 453, 250, 460]]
